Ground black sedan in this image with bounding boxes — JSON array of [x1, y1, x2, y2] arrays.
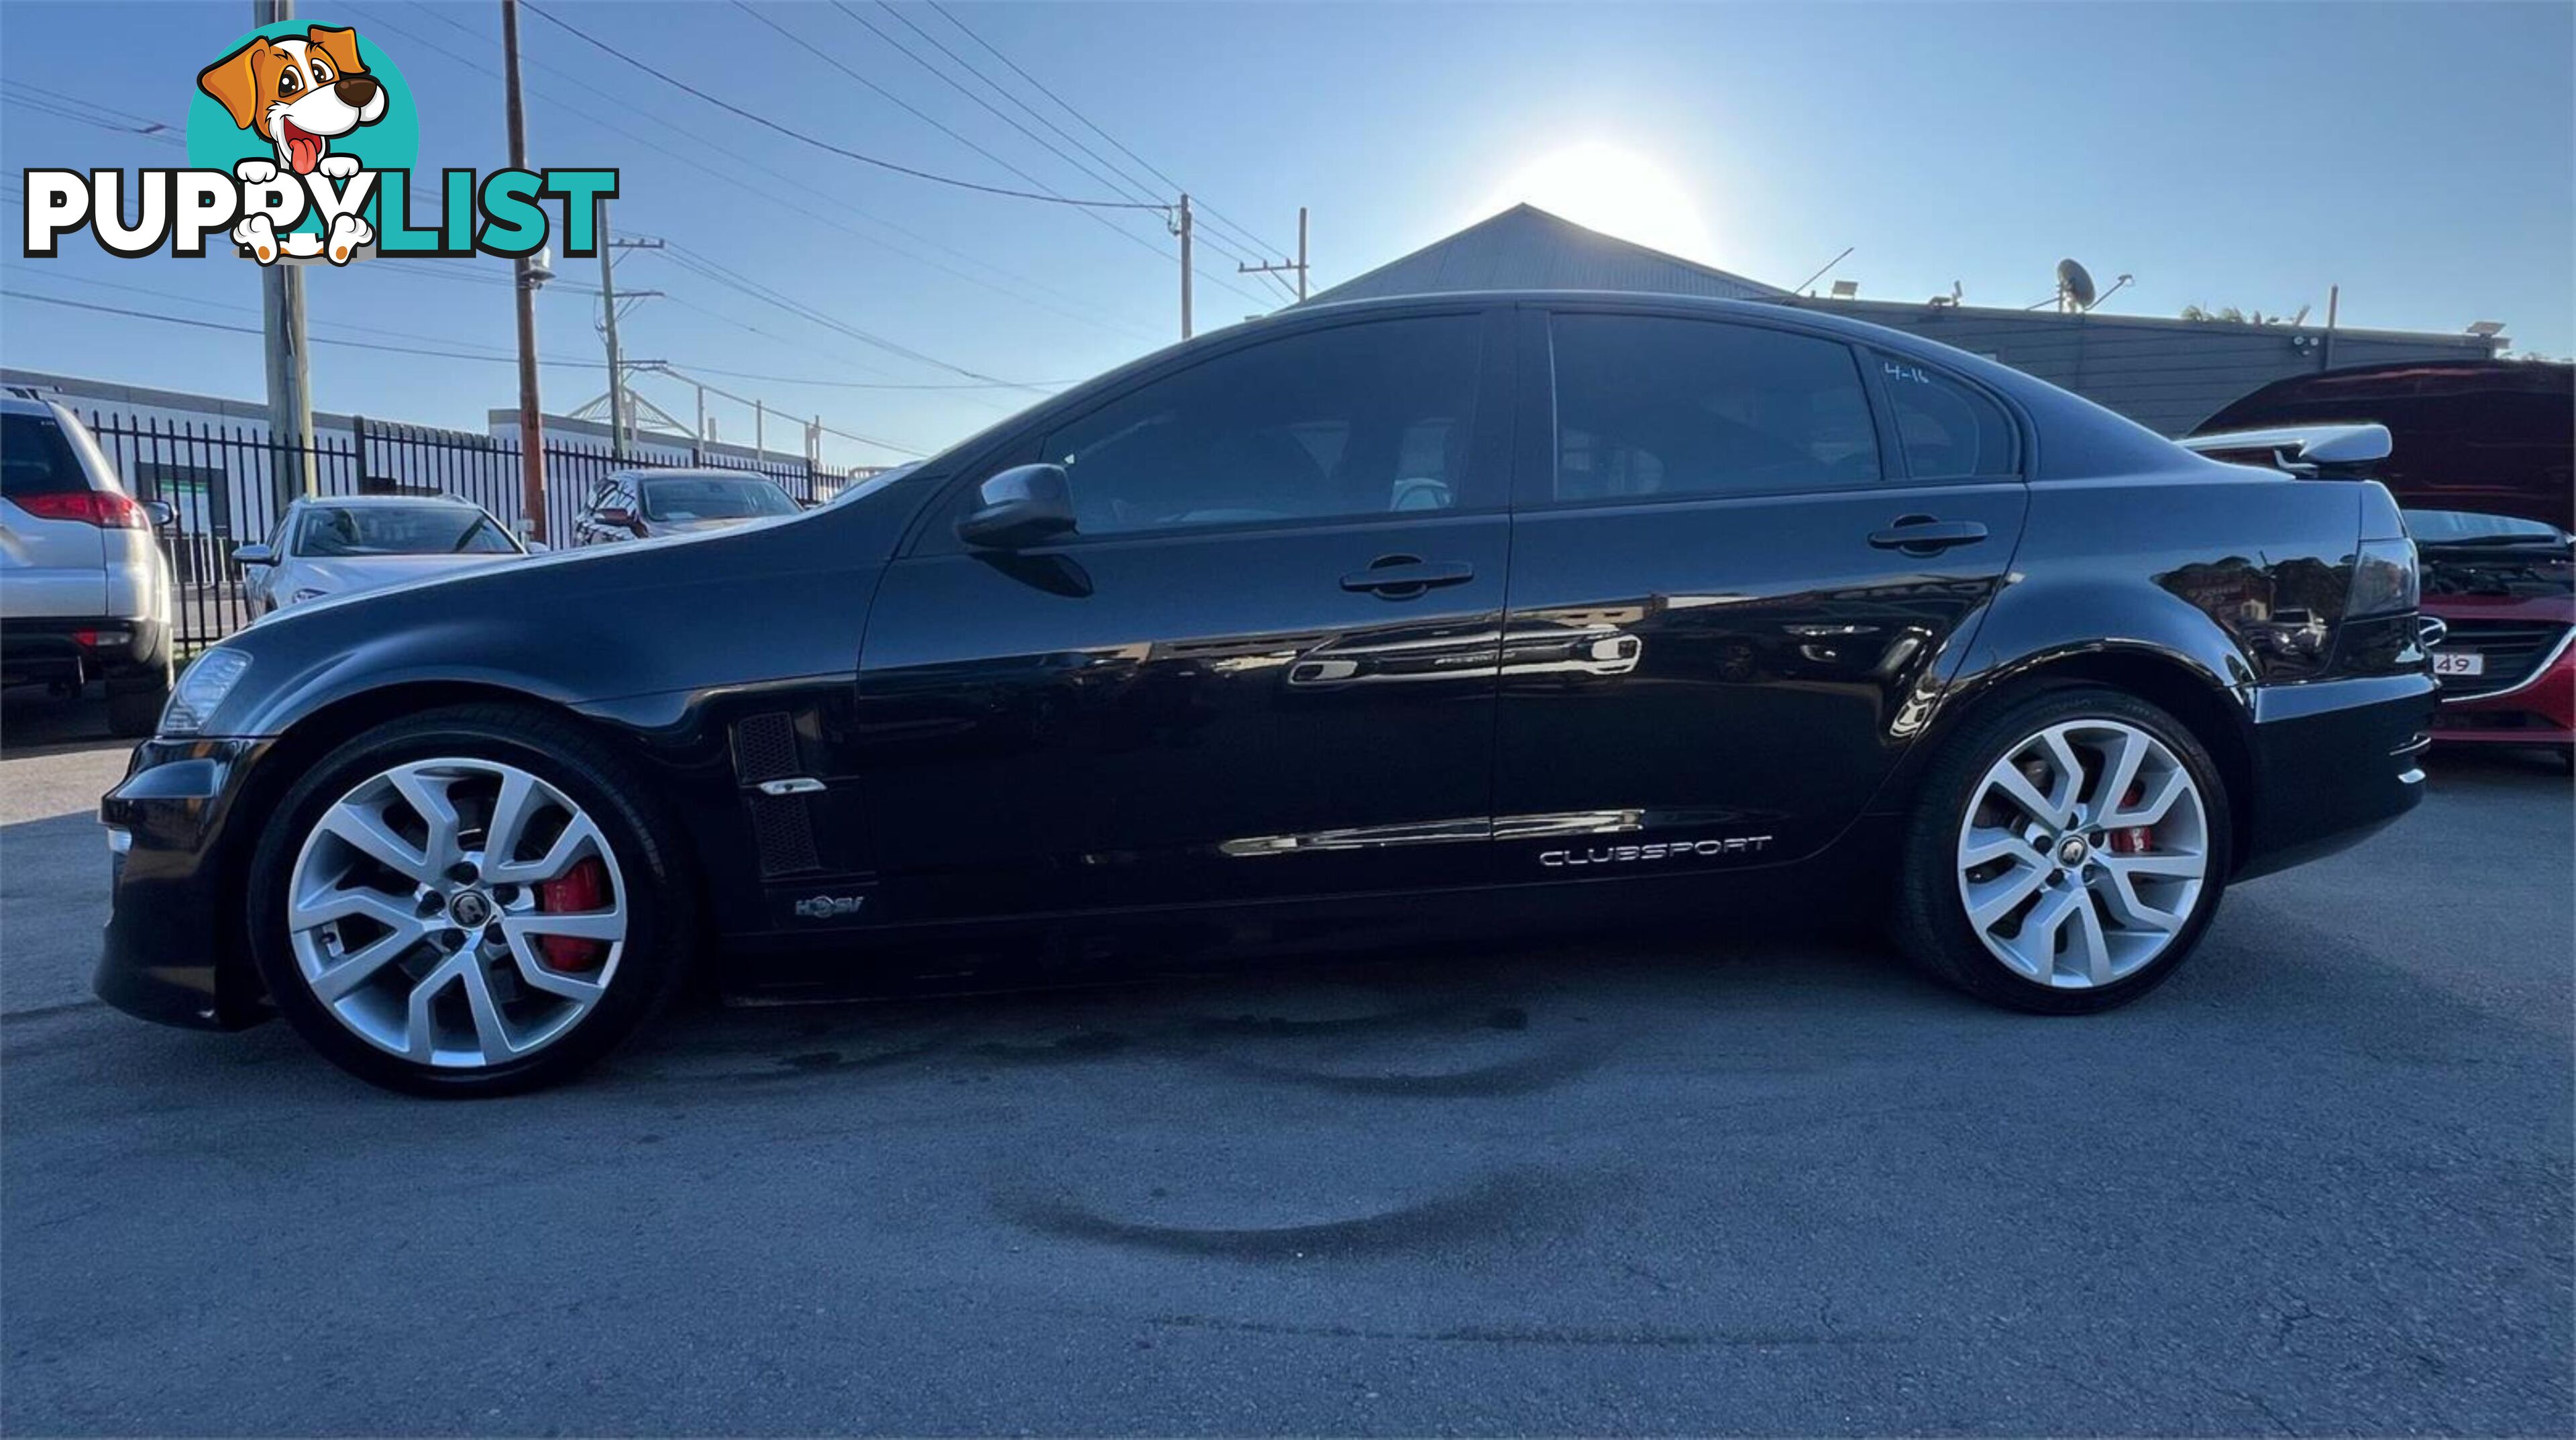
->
[[99, 294, 2437, 1094]]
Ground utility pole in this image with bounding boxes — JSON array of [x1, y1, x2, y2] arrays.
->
[[755, 399, 765, 459], [500, 0, 546, 543], [1177, 193, 1193, 340], [589, 208, 663, 461], [255, 0, 313, 510], [1235, 205, 1311, 305], [596, 197, 627, 460]]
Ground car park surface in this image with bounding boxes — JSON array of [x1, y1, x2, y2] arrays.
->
[[4, 688, 2569, 1436]]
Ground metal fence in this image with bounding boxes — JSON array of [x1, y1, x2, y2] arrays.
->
[[82, 412, 846, 648]]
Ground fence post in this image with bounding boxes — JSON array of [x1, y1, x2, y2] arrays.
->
[[351, 414, 374, 493]]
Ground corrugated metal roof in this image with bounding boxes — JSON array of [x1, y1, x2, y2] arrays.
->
[[1302, 205, 1783, 306]]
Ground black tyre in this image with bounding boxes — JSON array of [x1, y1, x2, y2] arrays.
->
[[1892, 684, 2231, 1013], [245, 705, 696, 1096]]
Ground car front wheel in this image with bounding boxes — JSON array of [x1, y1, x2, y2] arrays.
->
[[1892, 685, 2231, 1013], [246, 706, 695, 1095]]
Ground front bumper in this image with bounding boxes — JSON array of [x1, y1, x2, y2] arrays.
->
[[1, 615, 169, 685], [95, 737, 274, 1031], [2237, 670, 2436, 882], [2432, 637, 2575, 745]]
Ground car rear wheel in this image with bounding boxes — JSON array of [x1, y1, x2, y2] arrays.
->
[[1892, 685, 2231, 1013], [246, 706, 694, 1095]]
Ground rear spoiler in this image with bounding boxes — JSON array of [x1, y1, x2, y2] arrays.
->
[[2179, 423, 2392, 478]]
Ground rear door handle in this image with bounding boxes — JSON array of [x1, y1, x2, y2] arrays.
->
[[1341, 558, 1474, 597], [1868, 518, 1988, 553]]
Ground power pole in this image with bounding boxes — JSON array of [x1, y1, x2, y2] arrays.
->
[[1235, 205, 1311, 305], [596, 197, 626, 460], [500, 0, 546, 543], [255, 0, 313, 510], [590, 208, 663, 461], [1177, 193, 1193, 340]]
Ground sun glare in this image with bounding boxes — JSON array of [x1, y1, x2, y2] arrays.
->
[[1480, 142, 1715, 263]]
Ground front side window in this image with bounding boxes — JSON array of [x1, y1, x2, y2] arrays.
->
[[641, 475, 799, 521], [1041, 315, 1484, 537], [1550, 315, 1880, 503], [1872, 350, 2019, 479], [298, 505, 518, 556]]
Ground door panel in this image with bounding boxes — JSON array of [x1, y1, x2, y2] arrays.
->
[[853, 309, 1513, 925], [856, 517, 1509, 922], [1492, 308, 2029, 877], [1495, 484, 2027, 870]]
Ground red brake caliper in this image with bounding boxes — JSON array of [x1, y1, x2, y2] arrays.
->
[[535, 858, 609, 971], [2108, 781, 2153, 856]]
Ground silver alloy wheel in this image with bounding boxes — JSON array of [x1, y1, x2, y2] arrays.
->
[[1953, 719, 2208, 988], [285, 757, 627, 1068]]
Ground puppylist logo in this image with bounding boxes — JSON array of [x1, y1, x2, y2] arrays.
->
[[20, 19, 615, 268]]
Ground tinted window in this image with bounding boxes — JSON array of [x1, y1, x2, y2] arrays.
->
[[1, 414, 86, 499], [1872, 351, 2019, 478], [641, 475, 799, 521], [1550, 315, 1879, 502], [298, 505, 518, 556], [1043, 315, 1483, 536]]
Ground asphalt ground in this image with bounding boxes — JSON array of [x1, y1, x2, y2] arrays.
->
[[3, 682, 2569, 1435]]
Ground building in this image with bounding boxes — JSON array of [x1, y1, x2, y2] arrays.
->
[[1303, 205, 2504, 436]]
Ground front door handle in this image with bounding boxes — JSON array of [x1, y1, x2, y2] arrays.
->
[[1868, 518, 1988, 554], [1341, 557, 1474, 597]]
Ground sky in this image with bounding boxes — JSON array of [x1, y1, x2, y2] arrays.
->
[[2, 1, 2569, 472]]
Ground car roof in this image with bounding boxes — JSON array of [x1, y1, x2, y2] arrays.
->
[[613, 468, 776, 483], [291, 493, 483, 508]]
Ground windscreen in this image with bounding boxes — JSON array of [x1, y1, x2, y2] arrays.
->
[[299, 505, 518, 556]]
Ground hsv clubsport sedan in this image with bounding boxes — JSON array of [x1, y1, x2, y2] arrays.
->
[[99, 295, 2436, 1094]]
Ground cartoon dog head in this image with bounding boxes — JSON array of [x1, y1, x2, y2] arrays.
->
[[197, 26, 386, 176]]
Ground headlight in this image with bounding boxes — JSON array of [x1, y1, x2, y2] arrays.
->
[[158, 648, 251, 736], [288, 586, 329, 604], [2347, 537, 2420, 618]]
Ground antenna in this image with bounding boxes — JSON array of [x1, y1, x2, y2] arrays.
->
[[2056, 258, 2097, 313]]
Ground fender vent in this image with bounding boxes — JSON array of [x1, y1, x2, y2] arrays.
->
[[748, 792, 822, 876], [732, 711, 798, 783]]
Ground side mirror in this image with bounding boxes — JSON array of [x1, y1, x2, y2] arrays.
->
[[956, 464, 1075, 549], [524, 540, 550, 554], [142, 500, 176, 529], [596, 506, 643, 534], [233, 542, 277, 566]]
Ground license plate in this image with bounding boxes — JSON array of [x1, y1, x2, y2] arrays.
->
[[2433, 651, 2487, 677]]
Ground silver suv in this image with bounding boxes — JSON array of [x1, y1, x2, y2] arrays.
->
[[0, 393, 175, 735]]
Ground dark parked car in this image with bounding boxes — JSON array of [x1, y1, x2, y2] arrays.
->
[[2192, 360, 2573, 762], [99, 295, 2436, 1094]]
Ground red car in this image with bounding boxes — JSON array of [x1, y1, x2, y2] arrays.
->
[[2196, 361, 2573, 766]]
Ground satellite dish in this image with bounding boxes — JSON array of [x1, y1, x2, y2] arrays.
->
[[2056, 258, 2096, 312]]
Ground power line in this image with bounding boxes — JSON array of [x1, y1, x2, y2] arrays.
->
[[4, 287, 946, 455], [369, 0, 1161, 343], [845, 2, 1161, 209], [657, 242, 1055, 390], [821, 1, 1274, 309], [736, 2, 1145, 213], [519, 1, 1165, 210], [924, 0, 1289, 259]]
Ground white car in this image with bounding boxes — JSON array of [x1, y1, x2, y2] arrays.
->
[[574, 468, 804, 546], [237, 495, 529, 616], [0, 391, 175, 735]]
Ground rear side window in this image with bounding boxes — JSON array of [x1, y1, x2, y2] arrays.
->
[[1042, 314, 1485, 537], [1550, 315, 1880, 503], [1, 413, 87, 499], [1871, 351, 2019, 478]]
